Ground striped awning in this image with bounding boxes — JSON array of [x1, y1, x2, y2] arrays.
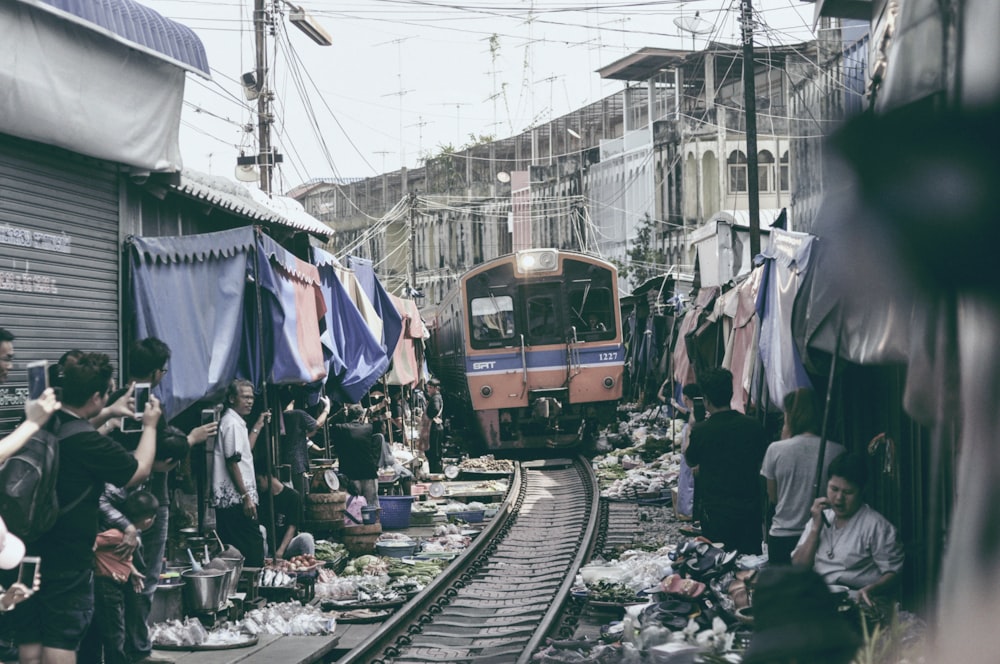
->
[[17, 0, 210, 77]]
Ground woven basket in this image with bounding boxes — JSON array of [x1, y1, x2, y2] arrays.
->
[[341, 523, 382, 556], [305, 491, 346, 522], [379, 496, 415, 529]]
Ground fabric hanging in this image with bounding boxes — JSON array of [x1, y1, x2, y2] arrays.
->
[[346, 256, 403, 358]]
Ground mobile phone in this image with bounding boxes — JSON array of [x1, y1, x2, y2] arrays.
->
[[692, 397, 707, 422], [201, 408, 218, 426], [122, 382, 151, 432], [17, 556, 40, 587], [27, 360, 49, 400]]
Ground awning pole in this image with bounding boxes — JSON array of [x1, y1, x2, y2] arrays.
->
[[813, 311, 843, 499]]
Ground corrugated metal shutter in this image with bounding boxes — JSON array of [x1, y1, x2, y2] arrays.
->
[[0, 133, 120, 431]]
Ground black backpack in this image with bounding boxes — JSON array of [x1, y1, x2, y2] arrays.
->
[[0, 417, 92, 542]]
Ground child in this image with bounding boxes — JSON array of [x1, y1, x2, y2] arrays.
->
[[80, 489, 159, 664]]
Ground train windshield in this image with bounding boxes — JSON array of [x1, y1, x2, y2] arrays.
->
[[569, 284, 616, 341], [470, 295, 515, 343], [523, 284, 564, 345]]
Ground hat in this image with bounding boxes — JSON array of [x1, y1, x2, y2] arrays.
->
[[0, 516, 26, 570], [427, 378, 441, 387], [741, 567, 861, 664]]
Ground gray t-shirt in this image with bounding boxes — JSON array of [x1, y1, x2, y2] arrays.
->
[[761, 434, 845, 537], [793, 504, 904, 589]]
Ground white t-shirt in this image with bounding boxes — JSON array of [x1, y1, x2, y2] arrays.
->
[[761, 434, 845, 537], [793, 503, 904, 589], [212, 408, 258, 509]]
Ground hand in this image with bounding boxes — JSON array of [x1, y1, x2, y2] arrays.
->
[[319, 396, 331, 412], [242, 494, 257, 520], [107, 382, 136, 419], [0, 582, 35, 611], [256, 410, 272, 429], [859, 586, 875, 607], [187, 422, 219, 445], [144, 394, 163, 426], [115, 525, 139, 558], [24, 388, 61, 427], [810, 497, 830, 525]]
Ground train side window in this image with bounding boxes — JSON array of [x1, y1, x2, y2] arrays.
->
[[470, 295, 515, 345]]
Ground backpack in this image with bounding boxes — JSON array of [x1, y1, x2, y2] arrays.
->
[[0, 417, 92, 542]]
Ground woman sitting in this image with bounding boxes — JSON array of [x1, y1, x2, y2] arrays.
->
[[791, 452, 904, 607]]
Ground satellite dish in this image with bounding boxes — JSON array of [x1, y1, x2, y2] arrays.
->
[[235, 164, 259, 182], [497, 171, 511, 183], [674, 11, 713, 36]]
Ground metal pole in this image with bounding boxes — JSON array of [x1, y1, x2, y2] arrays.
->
[[813, 316, 843, 499], [408, 192, 417, 293], [741, 0, 761, 258], [252, 227, 277, 556], [255, 0, 272, 194]]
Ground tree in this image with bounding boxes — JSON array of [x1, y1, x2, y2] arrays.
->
[[621, 212, 668, 285]]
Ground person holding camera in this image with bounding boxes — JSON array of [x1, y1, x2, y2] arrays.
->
[[0, 327, 62, 463], [6, 352, 161, 664]]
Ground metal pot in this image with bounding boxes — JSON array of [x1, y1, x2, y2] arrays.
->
[[181, 569, 227, 613], [218, 556, 244, 597], [150, 582, 185, 624]]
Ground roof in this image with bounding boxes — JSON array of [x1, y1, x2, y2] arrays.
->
[[173, 169, 332, 239], [18, 0, 210, 78]]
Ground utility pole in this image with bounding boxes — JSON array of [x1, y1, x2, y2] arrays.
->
[[408, 192, 418, 295], [741, 0, 761, 258], [254, 0, 273, 194]]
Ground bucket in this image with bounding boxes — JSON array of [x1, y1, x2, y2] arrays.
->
[[218, 556, 244, 597], [181, 570, 227, 613], [361, 506, 380, 525], [379, 495, 415, 529], [149, 582, 184, 624]]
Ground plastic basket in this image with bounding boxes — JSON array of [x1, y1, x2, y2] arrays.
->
[[379, 495, 415, 529], [448, 509, 484, 524]]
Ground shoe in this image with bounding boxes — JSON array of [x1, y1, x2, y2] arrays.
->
[[134, 656, 175, 664]]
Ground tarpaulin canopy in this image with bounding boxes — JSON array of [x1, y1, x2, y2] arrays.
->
[[386, 295, 427, 387], [312, 248, 388, 403], [131, 227, 331, 419], [756, 228, 814, 408], [347, 256, 403, 358]]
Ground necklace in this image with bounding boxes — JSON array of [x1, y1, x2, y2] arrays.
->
[[826, 520, 846, 560]]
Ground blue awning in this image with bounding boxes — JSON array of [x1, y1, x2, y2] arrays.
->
[[19, 0, 210, 78]]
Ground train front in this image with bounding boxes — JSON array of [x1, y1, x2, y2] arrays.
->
[[462, 249, 624, 450]]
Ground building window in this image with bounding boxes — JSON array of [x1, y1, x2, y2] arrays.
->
[[728, 150, 747, 193], [780, 151, 790, 191], [758, 150, 775, 192]]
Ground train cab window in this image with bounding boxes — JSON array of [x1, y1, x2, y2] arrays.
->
[[570, 286, 616, 341], [524, 287, 564, 345], [470, 295, 515, 346]]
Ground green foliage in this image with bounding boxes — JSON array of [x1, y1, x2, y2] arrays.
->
[[621, 212, 668, 285]]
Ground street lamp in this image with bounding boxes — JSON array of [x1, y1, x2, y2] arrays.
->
[[288, 5, 332, 46]]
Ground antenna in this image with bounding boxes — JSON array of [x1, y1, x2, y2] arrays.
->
[[372, 150, 392, 173], [376, 37, 413, 168], [436, 102, 470, 147], [405, 116, 431, 162], [673, 11, 713, 51]]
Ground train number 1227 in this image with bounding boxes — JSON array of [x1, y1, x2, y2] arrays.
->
[[599, 352, 619, 361]]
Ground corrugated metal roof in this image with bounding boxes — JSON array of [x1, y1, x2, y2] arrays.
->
[[19, 0, 210, 78], [174, 169, 332, 239]]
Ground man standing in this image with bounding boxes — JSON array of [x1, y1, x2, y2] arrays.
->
[[212, 380, 268, 567], [105, 338, 217, 664], [330, 404, 380, 509], [7, 352, 160, 664], [425, 378, 445, 474], [0, 327, 61, 462], [685, 367, 767, 554]]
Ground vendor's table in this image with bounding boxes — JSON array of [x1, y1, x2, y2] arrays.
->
[[152, 633, 340, 664]]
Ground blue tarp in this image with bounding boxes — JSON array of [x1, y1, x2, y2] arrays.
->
[[130, 227, 254, 419], [346, 255, 403, 358], [313, 248, 389, 403]]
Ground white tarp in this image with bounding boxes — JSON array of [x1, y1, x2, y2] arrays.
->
[[0, 2, 185, 171]]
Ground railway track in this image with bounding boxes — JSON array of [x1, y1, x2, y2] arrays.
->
[[340, 456, 599, 664]]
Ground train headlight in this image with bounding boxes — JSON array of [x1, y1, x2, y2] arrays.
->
[[516, 249, 558, 273], [603, 376, 615, 389], [480, 385, 493, 397]]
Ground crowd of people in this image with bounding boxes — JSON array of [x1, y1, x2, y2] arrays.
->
[[0, 327, 441, 664], [671, 366, 904, 619]]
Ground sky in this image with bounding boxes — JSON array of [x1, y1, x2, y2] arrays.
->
[[141, 0, 819, 192]]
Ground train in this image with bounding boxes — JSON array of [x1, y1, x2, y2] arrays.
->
[[426, 249, 624, 452]]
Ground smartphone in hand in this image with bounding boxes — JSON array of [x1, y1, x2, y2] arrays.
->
[[122, 382, 151, 432], [17, 556, 40, 587], [27, 361, 49, 400]]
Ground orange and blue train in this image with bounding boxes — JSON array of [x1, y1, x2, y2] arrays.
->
[[427, 249, 624, 452]]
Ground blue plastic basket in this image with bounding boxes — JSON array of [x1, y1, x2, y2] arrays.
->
[[379, 496, 415, 529]]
